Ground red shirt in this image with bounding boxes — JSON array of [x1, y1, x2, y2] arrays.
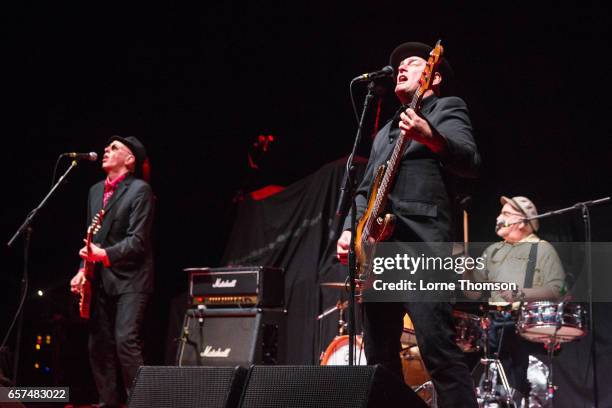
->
[[103, 173, 127, 208]]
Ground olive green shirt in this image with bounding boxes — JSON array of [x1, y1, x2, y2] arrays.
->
[[474, 234, 565, 302]]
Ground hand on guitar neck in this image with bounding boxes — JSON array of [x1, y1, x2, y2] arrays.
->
[[78, 240, 110, 265], [398, 108, 447, 154]]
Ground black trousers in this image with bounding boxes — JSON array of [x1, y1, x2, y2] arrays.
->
[[89, 286, 149, 407], [363, 301, 478, 408]]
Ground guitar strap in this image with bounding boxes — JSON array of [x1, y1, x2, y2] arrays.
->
[[523, 243, 539, 289]]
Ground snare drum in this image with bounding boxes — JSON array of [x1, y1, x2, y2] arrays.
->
[[518, 301, 586, 343], [320, 335, 367, 365]]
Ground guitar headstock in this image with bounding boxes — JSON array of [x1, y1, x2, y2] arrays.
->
[[416, 40, 444, 97], [87, 209, 105, 237]]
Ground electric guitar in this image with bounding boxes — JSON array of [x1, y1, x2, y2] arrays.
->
[[79, 209, 104, 319], [355, 41, 444, 281]]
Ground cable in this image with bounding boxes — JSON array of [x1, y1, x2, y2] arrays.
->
[[349, 80, 360, 124], [50, 154, 64, 188]]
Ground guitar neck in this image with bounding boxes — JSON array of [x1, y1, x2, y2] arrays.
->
[[369, 89, 425, 220]]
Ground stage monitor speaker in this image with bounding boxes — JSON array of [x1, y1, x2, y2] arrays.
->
[[128, 366, 247, 408], [177, 307, 286, 366], [238, 365, 427, 408]]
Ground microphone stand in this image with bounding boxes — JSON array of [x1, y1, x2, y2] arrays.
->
[[335, 80, 377, 366], [523, 196, 609, 407], [5, 159, 79, 384]]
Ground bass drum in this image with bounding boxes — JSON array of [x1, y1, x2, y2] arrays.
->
[[321, 335, 434, 404], [400, 346, 430, 387], [401, 346, 434, 404], [320, 335, 367, 366], [401, 313, 417, 347]]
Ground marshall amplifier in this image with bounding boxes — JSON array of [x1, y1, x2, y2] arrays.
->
[[186, 266, 284, 308], [176, 307, 286, 367]]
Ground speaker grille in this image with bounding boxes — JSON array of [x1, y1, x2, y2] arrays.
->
[[128, 366, 246, 408], [177, 308, 285, 366], [240, 366, 376, 408]]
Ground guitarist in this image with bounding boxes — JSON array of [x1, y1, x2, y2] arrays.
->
[[70, 135, 154, 408], [336, 42, 480, 407]]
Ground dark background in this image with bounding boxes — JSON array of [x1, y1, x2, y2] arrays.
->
[[1, 0, 610, 394]]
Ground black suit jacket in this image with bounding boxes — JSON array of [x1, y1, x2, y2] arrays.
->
[[84, 174, 155, 295], [344, 95, 480, 242]]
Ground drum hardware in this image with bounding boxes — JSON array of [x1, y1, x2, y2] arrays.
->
[[316, 300, 349, 335], [452, 310, 482, 353], [471, 300, 588, 406], [516, 300, 586, 403], [317, 299, 360, 364], [473, 312, 517, 407], [526, 354, 550, 407]]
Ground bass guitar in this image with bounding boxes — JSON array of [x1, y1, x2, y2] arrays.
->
[[355, 41, 444, 281]]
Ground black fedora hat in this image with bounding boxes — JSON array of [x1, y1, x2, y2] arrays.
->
[[389, 41, 454, 94], [108, 135, 148, 177]]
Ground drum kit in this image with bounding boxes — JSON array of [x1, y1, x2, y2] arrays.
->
[[317, 284, 587, 408], [474, 300, 586, 407]]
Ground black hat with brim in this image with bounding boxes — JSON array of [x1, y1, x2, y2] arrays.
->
[[108, 135, 148, 177], [389, 42, 454, 94]]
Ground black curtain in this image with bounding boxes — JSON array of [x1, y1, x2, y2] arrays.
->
[[220, 158, 366, 364]]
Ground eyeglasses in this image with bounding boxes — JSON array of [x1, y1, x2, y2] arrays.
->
[[106, 143, 133, 156]]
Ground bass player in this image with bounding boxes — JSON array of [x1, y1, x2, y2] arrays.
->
[[336, 41, 480, 407]]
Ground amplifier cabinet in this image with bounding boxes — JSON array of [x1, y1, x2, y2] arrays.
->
[[176, 307, 286, 367]]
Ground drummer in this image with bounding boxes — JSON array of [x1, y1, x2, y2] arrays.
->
[[468, 195, 565, 303], [465, 195, 566, 403]]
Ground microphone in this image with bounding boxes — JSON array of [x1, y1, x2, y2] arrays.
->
[[496, 220, 509, 229], [352, 65, 394, 82], [62, 152, 98, 161], [495, 220, 510, 232], [495, 218, 529, 231]]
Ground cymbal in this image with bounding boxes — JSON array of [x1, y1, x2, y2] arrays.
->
[[320, 282, 349, 289], [320, 281, 364, 289]]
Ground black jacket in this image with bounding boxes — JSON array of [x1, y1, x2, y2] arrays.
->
[[344, 94, 480, 242], [84, 174, 155, 295]]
